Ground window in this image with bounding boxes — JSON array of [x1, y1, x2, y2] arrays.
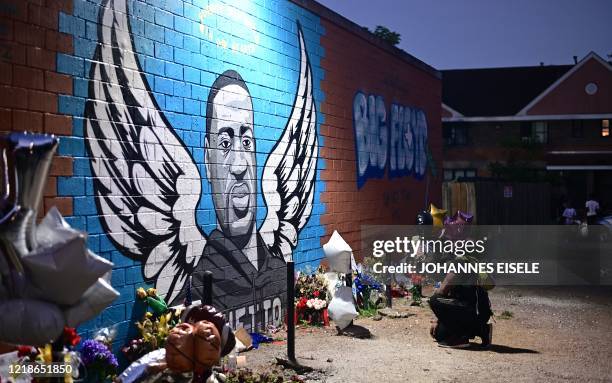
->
[[520, 121, 548, 143], [443, 123, 468, 146], [571, 120, 583, 138], [443, 168, 476, 181], [520, 122, 531, 140], [532, 121, 548, 143], [602, 120, 610, 137]]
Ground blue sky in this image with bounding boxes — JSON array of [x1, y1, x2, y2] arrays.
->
[[318, 0, 612, 69]]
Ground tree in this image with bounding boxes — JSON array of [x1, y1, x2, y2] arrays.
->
[[373, 25, 401, 46]]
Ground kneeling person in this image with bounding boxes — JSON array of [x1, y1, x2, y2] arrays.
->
[[429, 271, 493, 348]]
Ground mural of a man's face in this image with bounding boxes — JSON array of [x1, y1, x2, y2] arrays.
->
[[205, 81, 257, 246]]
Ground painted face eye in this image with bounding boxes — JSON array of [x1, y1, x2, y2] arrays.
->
[[242, 137, 252, 151], [219, 139, 231, 150], [218, 132, 231, 150]]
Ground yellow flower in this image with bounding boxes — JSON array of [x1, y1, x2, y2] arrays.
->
[[40, 344, 52, 363], [145, 311, 153, 319], [136, 287, 147, 299], [146, 288, 157, 297]]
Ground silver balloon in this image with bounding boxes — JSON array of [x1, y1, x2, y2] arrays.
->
[[9, 132, 58, 254], [0, 132, 119, 346]]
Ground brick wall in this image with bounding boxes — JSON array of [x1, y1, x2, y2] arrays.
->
[[0, 0, 441, 350], [444, 119, 611, 174], [318, 16, 442, 256], [0, 0, 74, 221]]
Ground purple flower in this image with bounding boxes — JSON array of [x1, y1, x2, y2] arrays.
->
[[80, 339, 118, 369]]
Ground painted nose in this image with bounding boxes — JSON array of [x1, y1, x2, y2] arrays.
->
[[230, 146, 247, 180]]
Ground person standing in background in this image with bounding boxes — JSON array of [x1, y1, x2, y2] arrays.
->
[[562, 202, 577, 225], [585, 194, 600, 225]]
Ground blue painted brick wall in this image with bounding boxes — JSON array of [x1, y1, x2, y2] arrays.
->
[[55, 0, 327, 350]]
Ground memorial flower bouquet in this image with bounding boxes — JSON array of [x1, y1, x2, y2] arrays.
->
[[122, 286, 181, 361], [80, 339, 118, 382], [294, 268, 329, 325], [354, 272, 383, 311]]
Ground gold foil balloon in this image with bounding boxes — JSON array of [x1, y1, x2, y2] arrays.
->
[[429, 203, 447, 228]]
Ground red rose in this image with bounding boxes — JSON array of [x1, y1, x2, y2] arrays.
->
[[296, 297, 308, 309], [63, 327, 81, 347], [313, 290, 319, 297], [17, 345, 34, 358]]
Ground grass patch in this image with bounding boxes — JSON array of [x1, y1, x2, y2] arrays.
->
[[358, 306, 379, 318], [498, 310, 514, 320]]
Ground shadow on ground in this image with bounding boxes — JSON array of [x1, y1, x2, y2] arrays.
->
[[466, 343, 539, 354]]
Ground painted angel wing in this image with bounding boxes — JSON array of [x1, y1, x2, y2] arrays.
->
[[260, 24, 318, 261], [84, 0, 205, 302]]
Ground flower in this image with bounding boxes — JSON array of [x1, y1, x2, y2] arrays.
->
[[80, 339, 118, 375], [306, 298, 326, 311], [296, 297, 308, 309], [313, 290, 319, 297], [146, 288, 157, 297], [17, 345, 36, 358], [136, 287, 147, 299], [63, 327, 81, 347]]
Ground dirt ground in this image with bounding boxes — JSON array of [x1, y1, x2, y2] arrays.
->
[[244, 286, 612, 382]]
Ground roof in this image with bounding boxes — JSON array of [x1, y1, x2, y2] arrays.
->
[[442, 65, 572, 117]]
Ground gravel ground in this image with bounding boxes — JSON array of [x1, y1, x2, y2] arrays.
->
[[242, 286, 612, 382]]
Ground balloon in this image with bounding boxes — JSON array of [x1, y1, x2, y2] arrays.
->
[[0, 132, 119, 346], [4, 132, 58, 254], [416, 210, 433, 225], [323, 230, 353, 274], [444, 211, 474, 239], [429, 204, 447, 228], [456, 210, 474, 224]]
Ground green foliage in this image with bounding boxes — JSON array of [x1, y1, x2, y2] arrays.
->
[[135, 311, 180, 351], [357, 306, 379, 318], [498, 310, 514, 320], [364, 25, 401, 46], [295, 269, 328, 301]]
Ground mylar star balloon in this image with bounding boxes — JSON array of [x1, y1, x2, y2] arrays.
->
[[456, 210, 474, 224], [429, 204, 447, 228], [0, 132, 119, 346]]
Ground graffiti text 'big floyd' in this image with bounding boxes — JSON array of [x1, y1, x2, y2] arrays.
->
[[353, 92, 429, 188]]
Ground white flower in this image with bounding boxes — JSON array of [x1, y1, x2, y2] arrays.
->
[[306, 299, 314, 308]]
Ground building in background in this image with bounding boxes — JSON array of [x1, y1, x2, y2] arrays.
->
[[442, 52, 612, 218]]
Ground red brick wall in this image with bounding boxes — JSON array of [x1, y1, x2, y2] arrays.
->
[[0, 0, 74, 219], [527, 57, 612, 115], [319, 18, 443, 259]]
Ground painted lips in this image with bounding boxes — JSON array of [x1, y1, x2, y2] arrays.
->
[[230, 183, 250, 216]]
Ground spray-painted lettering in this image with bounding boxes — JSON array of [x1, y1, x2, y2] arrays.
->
[[354, 92, 428, 187]]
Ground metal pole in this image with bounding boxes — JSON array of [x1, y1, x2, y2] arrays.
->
[[50, 338, 63, 383], [345, 271, 354, 327], [286, 260, 296, 363], [203, 271, 213, 305]]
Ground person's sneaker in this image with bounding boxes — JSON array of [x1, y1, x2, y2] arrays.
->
[[480, 323, 493, 348], [438, 337, 470, 349]]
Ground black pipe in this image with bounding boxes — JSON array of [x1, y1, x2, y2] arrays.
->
[[386, 284, 393, 308], [50, 338, 63, 383], [203, 270, 213, 305], [345, 272, 354, 327], [287, 260, 295, 362], [345, 272, 352, 288]]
